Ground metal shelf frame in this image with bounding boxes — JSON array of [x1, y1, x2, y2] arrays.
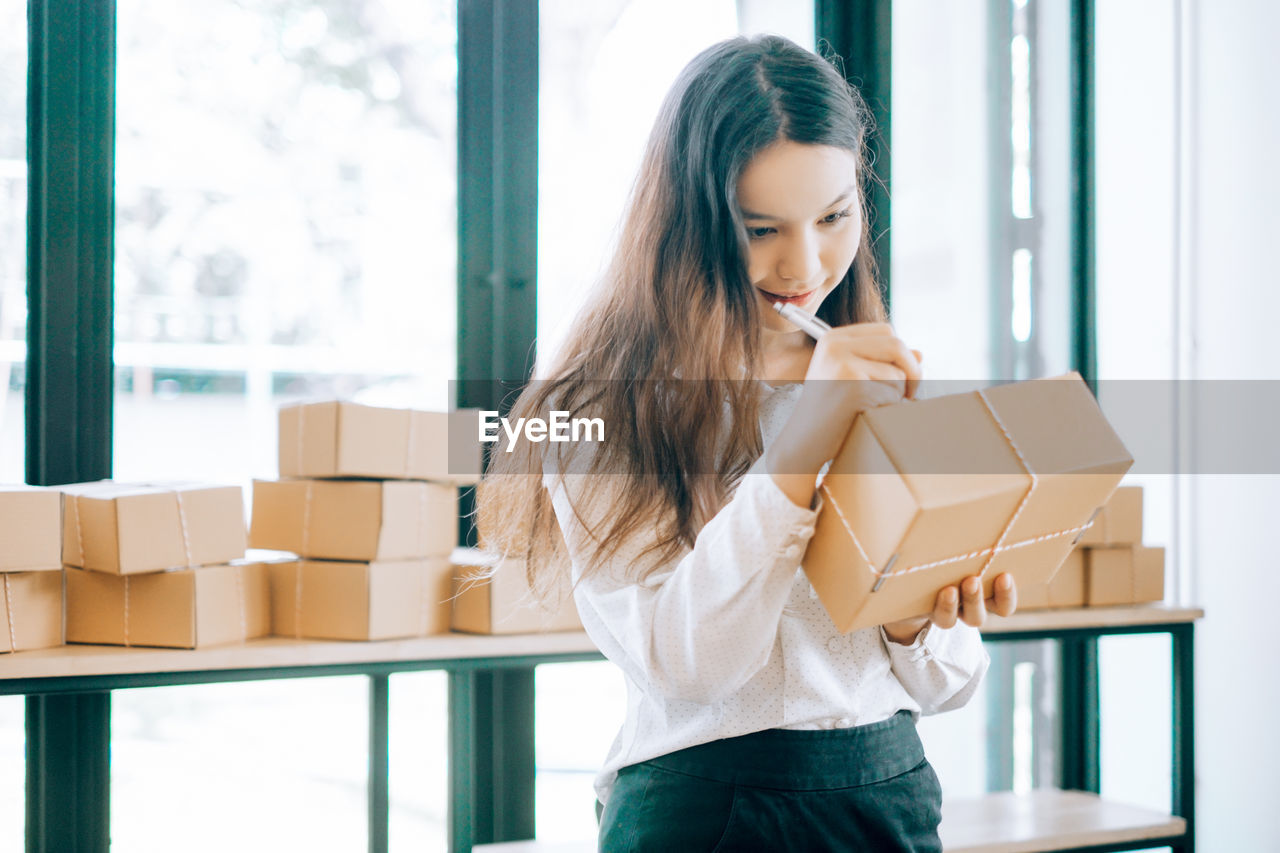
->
[[5, 615, 1194, 853]]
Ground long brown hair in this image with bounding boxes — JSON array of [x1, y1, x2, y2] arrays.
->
[[476, 35, 888, 599]]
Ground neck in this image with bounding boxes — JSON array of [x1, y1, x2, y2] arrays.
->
[[758, 327, 815, 383]]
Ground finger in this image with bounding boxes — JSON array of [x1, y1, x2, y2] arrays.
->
[[821, 341, 913, 389], [907, 350, 924, 399], [931, 585, 959, 629], [826, 321, 896, 337], [959, 575, 987, 627], [988, 572, 1017, 617], [839, 336, 921, 399]]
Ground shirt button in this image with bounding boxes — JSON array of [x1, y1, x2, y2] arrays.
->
[[784, 544, 803, 560], [837, 717, 853, 728], [826, 636, 844, 653]]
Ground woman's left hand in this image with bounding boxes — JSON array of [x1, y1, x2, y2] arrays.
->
[[882, 573, 1018, 644]]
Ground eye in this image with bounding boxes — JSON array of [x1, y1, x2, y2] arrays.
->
[[821, 208, 853, 225], [747, 226, 775, 241]]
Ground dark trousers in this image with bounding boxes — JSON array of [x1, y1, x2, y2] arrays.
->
[[596, 710, 942, 853]]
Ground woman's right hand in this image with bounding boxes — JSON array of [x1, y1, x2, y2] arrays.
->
[[766, 323, 922, 508]]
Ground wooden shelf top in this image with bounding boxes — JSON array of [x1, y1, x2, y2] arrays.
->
[[1, 603, 1201, 685], [981, 602, 1203, 634], [940, 789, 1186, 852], [474, 790, 1186, 853], [0, 630, 600, 683]]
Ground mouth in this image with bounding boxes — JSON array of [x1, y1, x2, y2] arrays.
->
[[758, 288, 817, 306]]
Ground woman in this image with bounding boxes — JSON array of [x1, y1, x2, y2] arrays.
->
[[478, 35, 1017, 852]]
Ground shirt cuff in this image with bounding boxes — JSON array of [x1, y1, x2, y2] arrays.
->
[[880, 622, 936, 663]]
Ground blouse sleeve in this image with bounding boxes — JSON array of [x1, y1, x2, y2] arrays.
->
[[545, 454, 820, 706], [879, 621, 991, 715]]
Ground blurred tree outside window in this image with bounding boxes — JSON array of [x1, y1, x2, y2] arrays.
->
[[110, 3, 457, 851], [114, 0, 457, 485]]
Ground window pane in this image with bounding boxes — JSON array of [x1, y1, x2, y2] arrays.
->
[[111, 2, 456, 847], [389, 671, 448, 853], [0, 696, 21, 852], [114, 0, 458, 488], [112, 678, 369, 851], [891, 0, 993, 380], [1099, 634, 1172, 811], [537, 0, 814, 372], [0, 0, 26, 483], [534, 661, 627, 842]]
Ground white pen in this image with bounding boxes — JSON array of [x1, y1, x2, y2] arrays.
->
[[772, 301, 832, 339]]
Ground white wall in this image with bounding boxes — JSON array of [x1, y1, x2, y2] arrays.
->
[[1096, 3, 1278, 849], [1188, 1, 1280, 849]]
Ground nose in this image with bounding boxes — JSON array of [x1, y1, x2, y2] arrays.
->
[[777, 228, 821, 285]]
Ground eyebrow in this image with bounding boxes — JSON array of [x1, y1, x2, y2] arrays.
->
[[741, 185, 857, 222]]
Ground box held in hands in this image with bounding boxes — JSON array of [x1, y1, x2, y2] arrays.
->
[[803, 373, 1133, 633]]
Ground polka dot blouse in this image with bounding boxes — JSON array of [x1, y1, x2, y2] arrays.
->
[[543, 381, 990, 805]]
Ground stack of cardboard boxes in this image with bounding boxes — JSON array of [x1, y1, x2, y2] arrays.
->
[[60, 482, 272, 648], [0, 486, 63, 653], [250, 401, 474, 641], [1019, 485, 1165, 610], [450, 548, 583, 635]]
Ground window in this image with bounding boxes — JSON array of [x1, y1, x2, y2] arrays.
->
[[0, 0, 26, 484], [892, 0, 1078, 797], [1, 4, 27, 848], [0, 696, 21, 852], [112, 679, 370, 851], [536, 0, 815, 371], [108, 3, 458, 848], [113, 0, 458, 487]]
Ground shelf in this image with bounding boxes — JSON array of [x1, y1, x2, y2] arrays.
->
[[940, 789, 1186, 852], [1, 604, 1203, 686], [473, 790, 1186, 853], [981, 603, 1202, 635], [0, 631, 599, 684]]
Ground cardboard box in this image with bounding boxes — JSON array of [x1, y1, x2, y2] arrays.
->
[[268, 558, 454, 641], [61, 482, 247, 575], [803, 373, 1133, 633], [1077, 486, 1143, 546], [450, 550, 583, 635], [250, 479, 457, 561], [1086, 545, 1165, 606], [65, 561, 271, 648], [278, 401, 482, 484], [1017, 548, 1086, 611], [0, 571, 63, 653], [0, 485, 62, 572]]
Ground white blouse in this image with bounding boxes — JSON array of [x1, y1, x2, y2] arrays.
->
[[543, 382, 990, 804]]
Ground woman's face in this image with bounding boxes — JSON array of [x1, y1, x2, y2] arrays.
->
[[736, 140, 862, 333]]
